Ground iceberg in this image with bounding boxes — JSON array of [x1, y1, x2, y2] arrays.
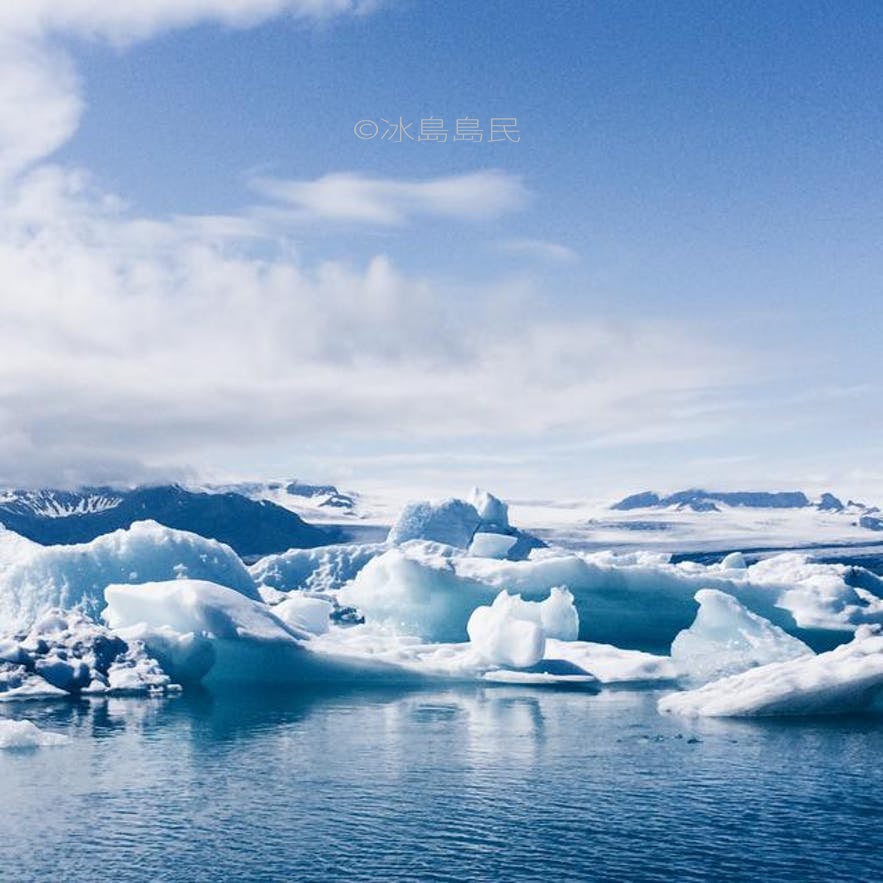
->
[[468, 488, 509, 531], [272, 594, 334, 636], [719, 551, 747, 570], [337, 545, 498, 642], [250, 542, 386, 594], [386, 490, 543, 560], [341, 542, 883, 652], [387, 498, 482, 548], [0, 520, 260, 634], [103, 579, 312, 684], [0, 719, 69, 748], [468, 532, 518, 559], [466, 587, 579, 669], [468, 603, 545, 668], [453, 549, 883, 652], [671, 589, 813, 683], [1, 608, 176, 700], [659, 625, 883, 717], [544, 639, 676, 684]]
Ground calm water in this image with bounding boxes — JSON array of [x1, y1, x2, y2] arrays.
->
[[1, 686, 882, 882]]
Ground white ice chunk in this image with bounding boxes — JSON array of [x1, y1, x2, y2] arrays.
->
[[468, 532, 517, 559], [671, 589, 813, 683], [0, 719, 68, 748], [103, 579, 376, 687], [338, 546, 497, 641], [250, 542, 386, 593], [387, 498, 481, 548], [468, 488, 510, 530], [467, 592, 547, 668], [544, 639, 677, 684], [659, 625, 883, 717], [720, 551, 748, 570], [0, 520, 259, 633], [273, 595, 333, 636], [104, 579, 305, 644], [465, 588, 578, 669]]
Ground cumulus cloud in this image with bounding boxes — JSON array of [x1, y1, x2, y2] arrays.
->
[[251, 170, 528, 225], [0, 1, 375, 179], [0, 165, 740, 486], [0, 1, 749, 488]]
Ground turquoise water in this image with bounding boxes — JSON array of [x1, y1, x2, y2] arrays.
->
[[1, 687, 882, 882]]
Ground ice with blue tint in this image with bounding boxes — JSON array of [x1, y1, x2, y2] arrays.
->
[[0, 520, 259, 633], [387, 498, 482, 548], [466, 588, 578, 668], [340, 541, 883, 652], [250, 541, 386, 594], [671, 589, 813, 683], [660, 625, 883, 717]]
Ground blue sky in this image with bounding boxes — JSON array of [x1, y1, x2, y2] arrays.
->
[[0, 1, 881, 500]]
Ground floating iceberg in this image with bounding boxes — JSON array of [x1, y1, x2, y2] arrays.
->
[[544, 639, 677, 684], [0, 608, 175, 700], [466, 587, 581, 670], [0, 719, 69, 748], [338, 545, 498, 642], [104, 579, 314, 685], [468, 488, 509, 531], [273, 594, 334, 636], [250, 542, 386, 594], [339, 542, 883, 652], [386, 491, 543, 560], [659, 625, 883, 717], [671, 589, 813, 683], [719, 551, 747, 570], [0, 520, 259, 634], [468, 592, 546, 668], [388, 498, 482, 548], [468, 533, 518, 559]]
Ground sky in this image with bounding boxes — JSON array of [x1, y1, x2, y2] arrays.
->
[[0, 0, 881, 502]]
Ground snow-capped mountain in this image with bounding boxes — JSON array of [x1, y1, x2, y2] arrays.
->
[[0, 488, 124, 518], [0, 485, 336, 557], [199, 479, 396, 525], [611, 488, 841, 512], [505, 487, 883, 554]]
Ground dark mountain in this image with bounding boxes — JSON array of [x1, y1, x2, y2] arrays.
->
[[0, 485, 336, 557], [612, 488, 817, 511]]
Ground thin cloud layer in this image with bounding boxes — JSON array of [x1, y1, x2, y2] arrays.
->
[[252, 171, 528, 225], [0, 165, 738, 486], [0, 1, 376, 179], [0, 1, 750, 488]]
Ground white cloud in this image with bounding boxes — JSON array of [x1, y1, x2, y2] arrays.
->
[[500, 238, 578, 262], [0, 1, 375, 179], [0, 1, 754, 489], [0, 2, 374, 43], [251, 170, 528, 225], [0, 165, 741, 486]]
